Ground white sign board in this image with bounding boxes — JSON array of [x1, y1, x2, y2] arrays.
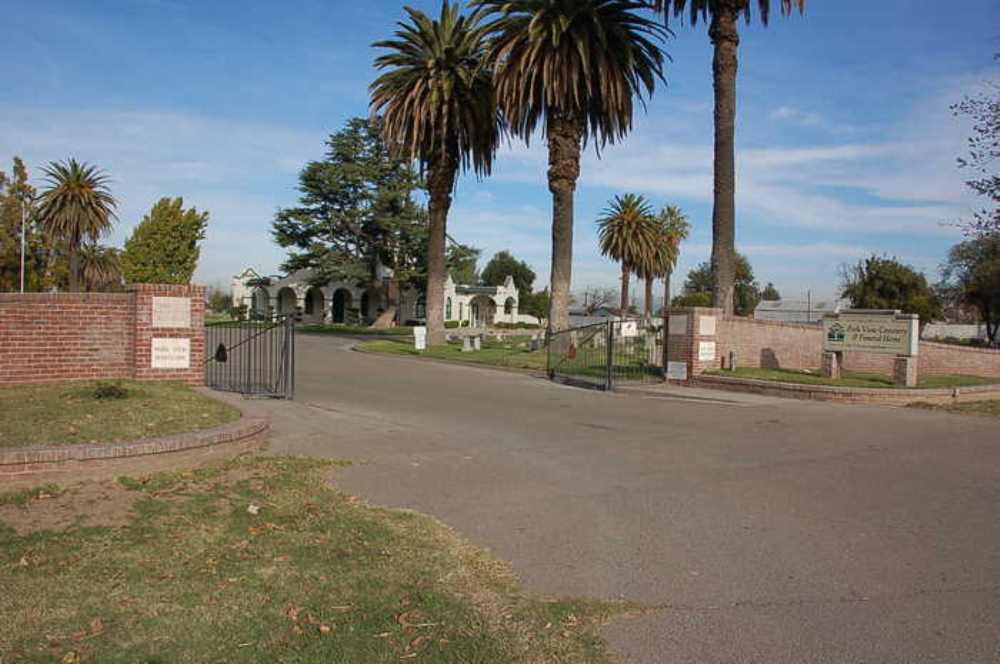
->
[[668, 315, 688, 336], [619, 321, 638, 338], [667, 361, 688, 381], [698, 341, 716, 362], [151, 338, 191, 369], [823, 312, 918, 356], [699, 315, 717, 336], [152, 297, 191, 328], [413, 326, 427, 351]]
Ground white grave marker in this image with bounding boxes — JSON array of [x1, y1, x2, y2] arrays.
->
[[413, 326, 427, 351]]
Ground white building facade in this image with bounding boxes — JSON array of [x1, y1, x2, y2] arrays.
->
[[232, 268, 539, 328]]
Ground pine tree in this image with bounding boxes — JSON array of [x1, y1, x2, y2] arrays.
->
[[121, 197, 208, 284]]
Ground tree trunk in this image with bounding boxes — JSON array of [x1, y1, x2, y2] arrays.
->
[[620, 263, 631, 315], [425, 157, 457, 346], [662, 268, 672, 369], [709, 9, 739, 317], [546, 113, 583, 334], [644, 275, 654, 320], [68, 246, 80, 292]]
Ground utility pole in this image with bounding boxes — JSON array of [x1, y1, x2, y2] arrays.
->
[[19, 194, 27, 293]]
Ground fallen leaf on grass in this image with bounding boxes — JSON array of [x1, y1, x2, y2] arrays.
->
[[90, 618, 105, 636], [319, 624, 333, 634], [247, 504, 261, 515], [60, 652, 78, 664]]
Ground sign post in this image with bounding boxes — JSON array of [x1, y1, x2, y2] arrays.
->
[[822, 310, 919, 387]]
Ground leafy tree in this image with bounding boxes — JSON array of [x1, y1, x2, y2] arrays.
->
[[122, 197, 207, 285], [761, 282, 781, 301], [683, 252, 760, 315], [952, 53, 999, 238], [672, 291, 713, 308], [208, 289, 231, 314], [371, 3, 502, 345], [650, 0, 805, 315], [474, 0, 668, 332], [481, 250, 536, 296], [272, 116, 428, 321], [640, 205, 691, 318], [521, 288, 550, 322], [597, 194, 659, 313], [0, 157, 51, 292], [941, 236, 1000, 345], [446, 241, 482, 286], [579, 286, 618, 314], [36, 159, 118, 292], [840, 255, 943, 326]]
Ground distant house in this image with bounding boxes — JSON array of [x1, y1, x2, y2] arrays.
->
[[754, 299, 849, 325], [568, 305, 621, 327]]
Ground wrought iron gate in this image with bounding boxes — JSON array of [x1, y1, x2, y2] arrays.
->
[[205, 316, 295, 398], [547, 319, 664, 391]]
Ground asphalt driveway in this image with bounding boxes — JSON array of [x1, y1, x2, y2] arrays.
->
[[256, 334, 1000, 663]]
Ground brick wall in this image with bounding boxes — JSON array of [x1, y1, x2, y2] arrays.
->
[[673, 314, 1000, 379], [0, 284, 205, 387]]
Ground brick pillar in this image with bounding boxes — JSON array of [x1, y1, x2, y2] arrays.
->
[[822, 351, 842, 380], [894, 356, 917, 388], [130, 284, 206, 386], [664, 307, 724, 382]]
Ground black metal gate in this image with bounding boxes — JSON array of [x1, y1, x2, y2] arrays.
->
[[205, 316, 295, 398], [547, 319, 664, 391]]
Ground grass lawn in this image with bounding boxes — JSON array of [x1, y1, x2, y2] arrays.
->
[[909, 399, 1000, 417], [0, 381, 240, 449], [299, 324, 415, 337], [357, 337, 549, 372], [704, 367, 998, 390], [0, 456, 628, 663]]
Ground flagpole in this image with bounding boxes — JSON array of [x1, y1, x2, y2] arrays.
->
[[19, 195, 27, 293]]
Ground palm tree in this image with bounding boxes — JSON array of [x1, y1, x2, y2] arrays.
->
[[474, 0, 669, 332], [653, 205, 691, 316], [649, 0, 804, 315], [371, 2, 502, 346], [36, 159, 117, 292], [79, 243, 123, 292], [597, 194, 659, 314]]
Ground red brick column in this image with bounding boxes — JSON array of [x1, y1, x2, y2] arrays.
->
[[664, 307, 724, 382], [130, 284, 206, 386]]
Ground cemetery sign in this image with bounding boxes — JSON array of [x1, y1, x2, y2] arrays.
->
[[822, 310, 919, 356]]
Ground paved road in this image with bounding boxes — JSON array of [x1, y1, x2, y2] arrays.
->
[[257, 334, 1000, 663]]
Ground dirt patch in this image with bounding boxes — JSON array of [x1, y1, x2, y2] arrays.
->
[[0, 482, 139, 535]]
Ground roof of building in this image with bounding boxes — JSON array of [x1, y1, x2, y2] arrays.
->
[[456, 285, 500, 296]]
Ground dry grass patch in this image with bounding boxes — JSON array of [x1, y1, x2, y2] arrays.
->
[[0, 456, 632, 663]]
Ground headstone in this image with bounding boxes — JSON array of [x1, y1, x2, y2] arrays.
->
[[413, 326, 427, 351], [473, 335, 482, 351], [462, 336, 473, 352]]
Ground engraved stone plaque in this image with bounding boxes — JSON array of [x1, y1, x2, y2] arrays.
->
[[698, 341, 716, 362], [152, 297, 191, 328], [668, 315, 688, 336], [152, 338, 191, 369], [666, 361, 688, 381], [699, 315, 717, 336]]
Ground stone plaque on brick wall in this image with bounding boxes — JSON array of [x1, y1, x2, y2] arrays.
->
[[152, 297, 191, 328], [667, 361, 688, 381], [152, 338, 191, 369], [699, 315, 717, 336], [698, 341, 716, 362], [668, 315, 688, 336]]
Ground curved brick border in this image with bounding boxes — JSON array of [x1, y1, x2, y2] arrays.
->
[[691, 374, 1000, 406], [0, 389, 269, 484]]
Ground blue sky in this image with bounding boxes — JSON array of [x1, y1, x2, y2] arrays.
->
[[1, 0, 997, 301]]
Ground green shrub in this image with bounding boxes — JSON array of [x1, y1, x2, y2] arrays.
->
[[93, 381, 130, 400], [461, 321, 471, 328], [445, 321, 460, 329]]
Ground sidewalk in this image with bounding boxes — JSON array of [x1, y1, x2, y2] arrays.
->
[[614, 381, 790, 407]]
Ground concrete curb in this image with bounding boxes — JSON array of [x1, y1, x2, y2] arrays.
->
[[0, 388, 270, 475]]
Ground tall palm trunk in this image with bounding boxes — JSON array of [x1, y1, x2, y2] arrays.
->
[[620, 262, 631, 315], [644, 275, 654, 320], [546, 113, 583, 333], [426, 157, 457, 346], [709, 8, 739, 317], [661, 267, 672, 370], [68, 245, 80, 292]]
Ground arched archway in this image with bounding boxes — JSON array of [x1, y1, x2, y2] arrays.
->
[[504, 297, 515, 316], [332, 289, 353, 324], [251, 287, 270, 320], [304, 287, 325, 324], [470, 295, 496, 328], [277, 287, 298, 317]]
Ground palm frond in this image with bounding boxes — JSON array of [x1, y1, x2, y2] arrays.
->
[[646, 1, 806, 27], [36, 159, 117, 247], [596, 193, 660, 273]]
